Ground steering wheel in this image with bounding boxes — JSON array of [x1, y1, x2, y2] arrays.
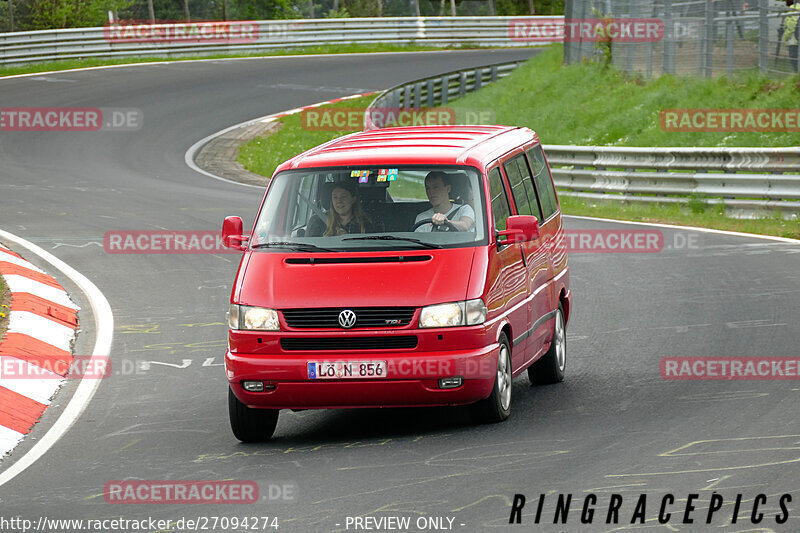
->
[[410, 218, 460, 232]]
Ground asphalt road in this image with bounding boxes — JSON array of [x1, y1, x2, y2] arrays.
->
[[1, 49, 800, 533]]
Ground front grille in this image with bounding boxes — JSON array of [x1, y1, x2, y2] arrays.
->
[[282, 307, 415, 329], [281, 336, 418, 351]]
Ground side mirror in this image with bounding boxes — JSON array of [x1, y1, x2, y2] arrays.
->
[[496, 215, 540, 245], [222, 216, 248, 251]]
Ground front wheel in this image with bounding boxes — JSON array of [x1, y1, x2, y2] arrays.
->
[[528, 304, 566, 385], [472, 333, 512, 423], [228, 386, 279, 442]]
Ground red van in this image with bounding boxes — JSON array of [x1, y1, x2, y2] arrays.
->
[[222, 125, 570, 441]]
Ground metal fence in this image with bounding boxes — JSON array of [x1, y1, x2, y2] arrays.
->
[[366, 61, 800, 216], [0, 17, 560, 66], [564, 0, 800, 77]]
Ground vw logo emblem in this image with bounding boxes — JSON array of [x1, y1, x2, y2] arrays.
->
[[338, 309, 357, 329]]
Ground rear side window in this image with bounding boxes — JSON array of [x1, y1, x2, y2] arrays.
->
[[488, 168, 511, 231], [503, 155, 543, 220], [527, 145, 558, 220]]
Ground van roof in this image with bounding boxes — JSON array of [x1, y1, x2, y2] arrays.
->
[[274, 125, 539, 174]]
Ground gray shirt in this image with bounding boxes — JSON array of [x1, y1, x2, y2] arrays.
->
[[414, 203, 475, 232]]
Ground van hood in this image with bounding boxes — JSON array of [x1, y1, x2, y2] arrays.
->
[[236, 248, 476, 308]]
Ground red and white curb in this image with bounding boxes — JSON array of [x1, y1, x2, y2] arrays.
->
[[0, 243, 79, 459]]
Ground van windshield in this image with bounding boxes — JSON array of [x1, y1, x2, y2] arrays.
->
[[251, 166, 487, 252]]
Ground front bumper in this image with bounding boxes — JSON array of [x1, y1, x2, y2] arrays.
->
[[225, 334, 499, 409]]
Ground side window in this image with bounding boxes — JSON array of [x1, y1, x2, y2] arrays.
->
[[488, 167, 511, 232], [527, 145, 558, 220], [503, 155, 543, 220], [516, 155, 544, 221]]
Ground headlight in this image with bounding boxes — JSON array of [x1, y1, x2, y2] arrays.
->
[[419, 299, 487, 328], [420, 302, 463, 328], [228, 304, 280, 331]]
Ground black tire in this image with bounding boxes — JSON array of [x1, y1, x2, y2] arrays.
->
[[472, 333, 512, 423], [228, 386, 279, 442], [528, 304, 566, 385]]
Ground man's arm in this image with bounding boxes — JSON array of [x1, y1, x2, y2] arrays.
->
[[431, 204, 474, 231], [449, 216, 474, 231]]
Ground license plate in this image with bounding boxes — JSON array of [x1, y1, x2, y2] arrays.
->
[[308, 361, 387, 379]]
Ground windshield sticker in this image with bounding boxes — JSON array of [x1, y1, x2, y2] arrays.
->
[[388, 168, 398, 181]]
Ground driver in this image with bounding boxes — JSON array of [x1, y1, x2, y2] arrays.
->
[[414, 171, 475, 232]]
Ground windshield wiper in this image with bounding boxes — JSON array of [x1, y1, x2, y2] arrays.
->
[[342, 235, 443, 249], [250, 241, 337, 252]]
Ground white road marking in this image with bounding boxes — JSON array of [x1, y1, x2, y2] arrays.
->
[[0, 229, 114, 488], [564, 214, 800, 244]]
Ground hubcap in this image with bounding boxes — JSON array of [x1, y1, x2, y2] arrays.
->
[[555, 310, 566, 372], [498, 344, 511, 410]]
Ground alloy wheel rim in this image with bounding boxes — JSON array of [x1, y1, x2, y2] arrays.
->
[[555, 311, 566, 372], [498, 344, 511, 411]]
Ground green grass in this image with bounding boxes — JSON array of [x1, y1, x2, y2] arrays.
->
[[0, 43, 490, 78], [560, 196, 799, 239], [238, 95, 374, 178], [449, 44, 800, 147]]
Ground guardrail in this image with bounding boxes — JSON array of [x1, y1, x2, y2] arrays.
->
[[0, 17, 558, 66], [364, 60, 524, 129], [366, 62, 800, 217], [544, 145, 800, 216]]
